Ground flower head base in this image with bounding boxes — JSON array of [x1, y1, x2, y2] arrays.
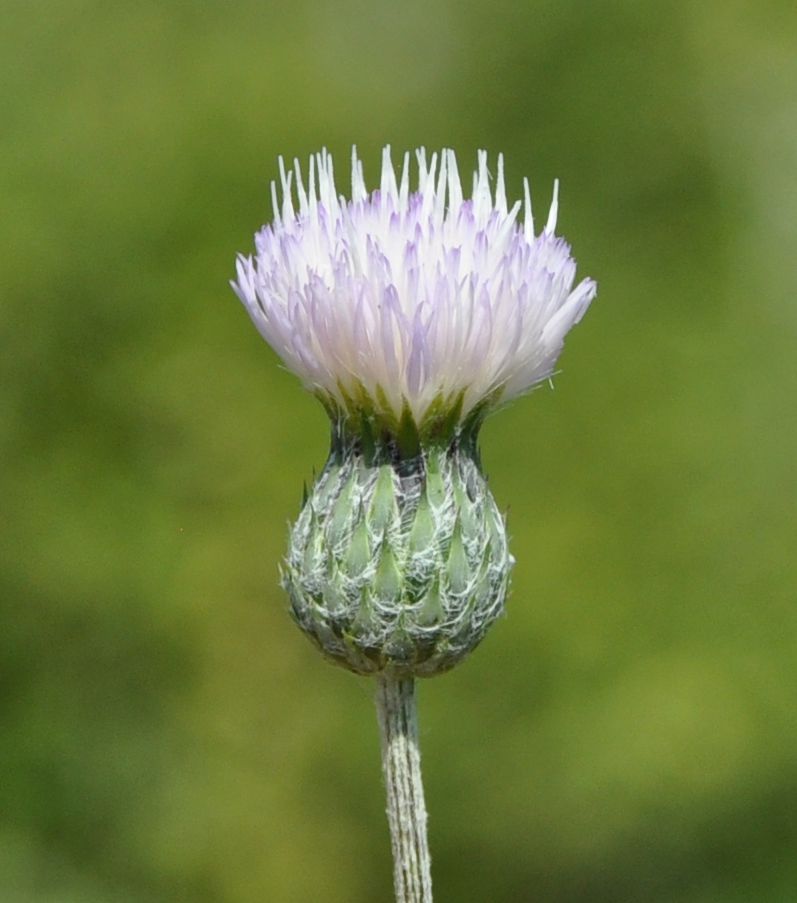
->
[[233, 147, 595, 440], [285, 433, 511, 677]]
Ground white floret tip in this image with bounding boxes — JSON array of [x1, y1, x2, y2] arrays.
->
[[232, 146, 596, 432]]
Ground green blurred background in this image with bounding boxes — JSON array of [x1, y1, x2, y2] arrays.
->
[[2, 1, 796, 900]]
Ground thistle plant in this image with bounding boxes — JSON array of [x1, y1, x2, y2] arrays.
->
[[232, 146, 595, 902]]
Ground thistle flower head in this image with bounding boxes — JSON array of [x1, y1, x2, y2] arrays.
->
[[233, 146, 595, 439], [233, 147, 597, 678]]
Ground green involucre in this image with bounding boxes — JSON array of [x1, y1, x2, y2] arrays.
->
[[283, 427, 512, 677]]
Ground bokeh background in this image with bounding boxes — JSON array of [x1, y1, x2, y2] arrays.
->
[[2, 1, 796, 900]]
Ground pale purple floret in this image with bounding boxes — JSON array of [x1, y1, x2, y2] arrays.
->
[[232, 146, 596, 424]]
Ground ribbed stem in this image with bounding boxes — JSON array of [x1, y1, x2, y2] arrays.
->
[[375, 676, 433, 903]]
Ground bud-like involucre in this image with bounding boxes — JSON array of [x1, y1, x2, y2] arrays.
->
[[284, 426, 511, 677]]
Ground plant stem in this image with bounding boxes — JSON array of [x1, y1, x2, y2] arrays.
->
[[375, 675, 433, 903]]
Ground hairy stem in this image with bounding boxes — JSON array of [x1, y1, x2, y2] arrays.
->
[[375, 675, 433, 902]]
